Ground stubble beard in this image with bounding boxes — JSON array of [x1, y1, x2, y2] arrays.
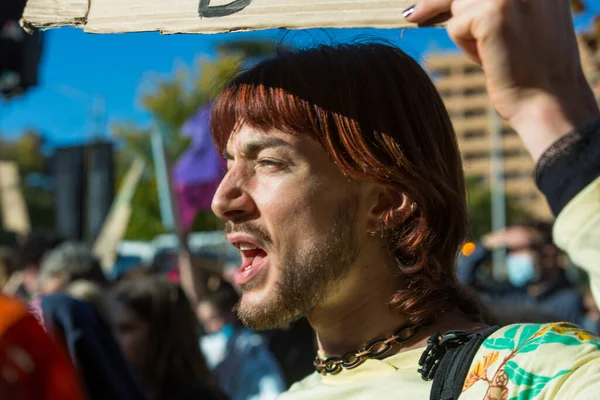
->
[[236, 195, 361, 330]]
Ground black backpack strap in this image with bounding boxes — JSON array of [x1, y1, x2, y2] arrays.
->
[[419, 326, 500, 400]]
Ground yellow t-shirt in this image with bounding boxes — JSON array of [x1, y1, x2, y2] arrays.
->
[[279, 323, 600, 399], [554, 175, 600, 303]]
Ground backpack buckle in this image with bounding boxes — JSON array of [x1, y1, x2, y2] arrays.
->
[[418, 330, 473, 381]]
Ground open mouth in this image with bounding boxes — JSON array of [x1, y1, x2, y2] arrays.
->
[[230, 239, 270, 286]]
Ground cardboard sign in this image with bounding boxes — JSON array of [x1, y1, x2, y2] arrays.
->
[[22, 0, 414, 34], [0, 162, 31, 236]]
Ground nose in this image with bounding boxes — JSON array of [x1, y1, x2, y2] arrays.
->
[[211, 172, 256, 222]]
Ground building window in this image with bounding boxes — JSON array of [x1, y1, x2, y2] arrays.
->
[[464, 65, 481, 75], [464, 87, 486, 96], [502, 148, 526, 158], [463, 152, 488, 161], [464, 108, 487, 117], [430, 67, 451, 78], [504, 171, 530, 180], [463, 129, 486, 139]]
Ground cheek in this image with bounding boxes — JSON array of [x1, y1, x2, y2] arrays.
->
[[256, 176, 337, 226]]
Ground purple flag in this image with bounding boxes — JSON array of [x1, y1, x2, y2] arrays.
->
[[173, 104, 225, 231]]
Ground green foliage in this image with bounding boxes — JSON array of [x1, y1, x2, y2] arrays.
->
[[112, 58, 235, 239], [0, 130, 55, 230], [572, 0, 586, 13], [0, 130, 45, 173], [0, 41, 279, 240], [572, 0, 600, 35], [465, 177, 530, 241]]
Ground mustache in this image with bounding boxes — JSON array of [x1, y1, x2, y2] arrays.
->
[[225, 221, 273, 247]]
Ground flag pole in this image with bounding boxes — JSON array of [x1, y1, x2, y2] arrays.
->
[[150, 124, 179, 233]]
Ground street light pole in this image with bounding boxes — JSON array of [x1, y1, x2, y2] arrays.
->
[[489, 108, 507, 279], [91, 94, 106, 139]]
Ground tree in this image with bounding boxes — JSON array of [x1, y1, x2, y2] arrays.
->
[[572, 0, 600, 35], [466, 177, 532, 241], [113, 41, 280, 240], [0, 130, 55, 230], [572, 0, 586, 13]]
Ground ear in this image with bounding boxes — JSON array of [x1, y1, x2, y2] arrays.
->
[[367, 187, 417, 233]]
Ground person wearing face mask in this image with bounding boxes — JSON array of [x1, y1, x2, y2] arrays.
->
[[457, 223, 588, 330]]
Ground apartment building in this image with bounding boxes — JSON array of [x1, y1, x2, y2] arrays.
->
[[425, 31, 600, 220]]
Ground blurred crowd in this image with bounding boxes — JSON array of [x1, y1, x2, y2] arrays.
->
[[457, 221, 600, 333], [2, 0, 600, 398], [0, 230, 315, 399], [1, 219, 598, 399]]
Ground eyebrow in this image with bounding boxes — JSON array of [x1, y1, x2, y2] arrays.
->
[[223, 137, 294, 160]]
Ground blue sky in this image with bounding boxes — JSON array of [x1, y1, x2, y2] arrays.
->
[[1, 7, 597, 146]]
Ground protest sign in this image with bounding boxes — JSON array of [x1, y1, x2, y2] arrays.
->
[[22, 0, 415, 34], [0, 162, 31, 236]]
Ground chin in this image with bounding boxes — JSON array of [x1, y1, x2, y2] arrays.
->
[[238, 290, 278, 329], [237, 287, 301, 331]]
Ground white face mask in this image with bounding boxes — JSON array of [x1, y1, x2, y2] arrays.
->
[[506, 253, 539, 287]]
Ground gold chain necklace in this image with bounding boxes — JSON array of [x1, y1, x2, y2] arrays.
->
[[313, 323, 420, 375]]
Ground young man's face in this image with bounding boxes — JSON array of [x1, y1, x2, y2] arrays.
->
[[212, 124, 375, 330]]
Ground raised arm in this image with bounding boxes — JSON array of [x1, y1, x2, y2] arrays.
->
[[405, 0, 599, 161], [406, 0, 600, 303]]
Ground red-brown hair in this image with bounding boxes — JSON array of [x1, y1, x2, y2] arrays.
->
[[211, 42, 486, 325]]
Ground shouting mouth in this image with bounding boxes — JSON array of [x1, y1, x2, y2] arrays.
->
[[229, 236, 270, 286]]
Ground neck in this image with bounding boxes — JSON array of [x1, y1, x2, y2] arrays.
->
[[310, 277, 407, 356], [308, 251, 484, 357]]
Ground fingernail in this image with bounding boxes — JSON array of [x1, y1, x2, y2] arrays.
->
[[402, 5, 415, 19]]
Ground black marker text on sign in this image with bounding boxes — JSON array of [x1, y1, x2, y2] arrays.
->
[[198, 0, 254, 18]]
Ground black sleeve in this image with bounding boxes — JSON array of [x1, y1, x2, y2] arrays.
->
[[535, 116, 600, 216]]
